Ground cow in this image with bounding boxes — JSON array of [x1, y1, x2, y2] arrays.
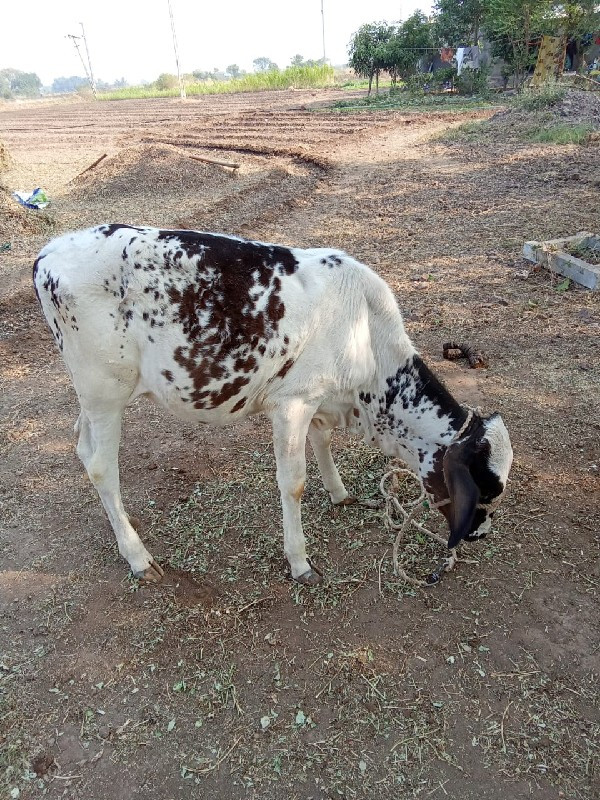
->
[[33, 224, 513, 585]]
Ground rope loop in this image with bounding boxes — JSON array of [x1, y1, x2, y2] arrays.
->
[[380, 465, 457, 588]]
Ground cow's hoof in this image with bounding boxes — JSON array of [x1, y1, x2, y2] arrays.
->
[[335, 495, 358, 506], [135, 560, 164, 583], [334, 496, 381, 509], [296, 566, 323, 586]]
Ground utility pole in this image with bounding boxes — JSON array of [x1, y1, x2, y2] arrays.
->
[[80, 23, 97, 97], [167, 0, 186, 99], [321, 0, 326, 63], [67, 32, 97, 99]]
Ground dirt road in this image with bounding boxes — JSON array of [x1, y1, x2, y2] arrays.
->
[[1, 89, 599, 799]]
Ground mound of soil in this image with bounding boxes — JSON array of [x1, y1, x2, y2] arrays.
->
[[551, 88, 600, 126], [70, 143, 228, 200], [489, 88, 600, 135], [0, 139, 11, 172], [58, 143, 252, 229], [57, 141, 319, 234], [0, 139, 53, 239], [0, 184, 52, 239]]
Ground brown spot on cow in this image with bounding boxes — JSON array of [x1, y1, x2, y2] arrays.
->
[[277, 358, 295, 379], [231, 397, 247, 413], [291, 482, 305, 501]]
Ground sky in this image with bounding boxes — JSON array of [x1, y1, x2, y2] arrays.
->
[[4, 1, 433, 87]]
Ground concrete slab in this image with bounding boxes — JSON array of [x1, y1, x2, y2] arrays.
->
[[523, 231, 600, 290]]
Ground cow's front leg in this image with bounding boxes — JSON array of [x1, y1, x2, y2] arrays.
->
[[271, 400, 322, 586]]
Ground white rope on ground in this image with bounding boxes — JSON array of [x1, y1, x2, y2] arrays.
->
[[380, 466, 457, 588]]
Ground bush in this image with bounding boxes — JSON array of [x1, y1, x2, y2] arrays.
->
[[154, 73, 179, 91], [405, 73, 431, 94], [527, 123, 593, 145], [455, 66, 490, 97], [512, 84, 566, 111]]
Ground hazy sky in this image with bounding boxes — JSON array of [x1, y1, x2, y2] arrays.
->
[[4, 1, 433, 86]]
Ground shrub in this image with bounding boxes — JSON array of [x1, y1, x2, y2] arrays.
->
[[455, 66, 490, 97], [154, 73, 179, 91], [513, 84, 566, 111], [527, 123, 593, 145]]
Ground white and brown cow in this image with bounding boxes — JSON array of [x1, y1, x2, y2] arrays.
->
[[34, 224, 513, 585]]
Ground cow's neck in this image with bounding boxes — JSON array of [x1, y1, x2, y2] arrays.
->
[[359, 354, 468, 497]]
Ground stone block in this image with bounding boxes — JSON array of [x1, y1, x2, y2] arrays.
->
[[523, 232, 600, 290]]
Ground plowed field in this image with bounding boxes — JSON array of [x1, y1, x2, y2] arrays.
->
[[1, 89, 599, 800]]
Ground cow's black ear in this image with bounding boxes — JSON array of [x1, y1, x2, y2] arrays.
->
[[443, 442, 480, 549]]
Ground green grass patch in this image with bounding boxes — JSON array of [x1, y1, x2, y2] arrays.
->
[[511, 84, 566, 112], [326, 91, 498, 114], [99, 64, 335, 100], [526, 123, 594, 145], [439, 119, 489, 141]]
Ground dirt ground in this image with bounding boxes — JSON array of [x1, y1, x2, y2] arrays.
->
[[1, 89, 599, 800]]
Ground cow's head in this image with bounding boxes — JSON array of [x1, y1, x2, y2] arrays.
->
[[439, 413, 513, 549]]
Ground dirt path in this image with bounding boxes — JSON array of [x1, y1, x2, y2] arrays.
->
[[1, 91, 599, 800]]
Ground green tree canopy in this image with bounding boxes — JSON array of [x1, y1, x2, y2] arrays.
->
[[154, 73, 179, 90], [50, 75, 88, 94], [384, 12, 433, 84], [253, 57, 279, 72], [433, 0, 487, 45], [348, 22, 394, 94], [485, 0, 551, 86], [0, 68, 42, 97]]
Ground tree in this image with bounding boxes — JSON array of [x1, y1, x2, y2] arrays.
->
[[0, 68, 42, 97], [538, 1, 600, 70], [433, 0, 487, 45], [485, 0, 551, 87], [290, 54, 305, 66], [0, 73, 11, 99], [384, 12, 433, 85], [226, 64, 241, 78], [348, 22, 394, 94], [50, 75, 88, 93], [154, 73, 179, 90], [253, 57, 279, 72]]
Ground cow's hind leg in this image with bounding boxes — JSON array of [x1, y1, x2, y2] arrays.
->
[[309, 422, 381, 509], [308, 422, 356, 506], [76, 402, 163, 582]]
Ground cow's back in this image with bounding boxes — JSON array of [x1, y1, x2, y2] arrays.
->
[[34, 224, 393, 422]]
